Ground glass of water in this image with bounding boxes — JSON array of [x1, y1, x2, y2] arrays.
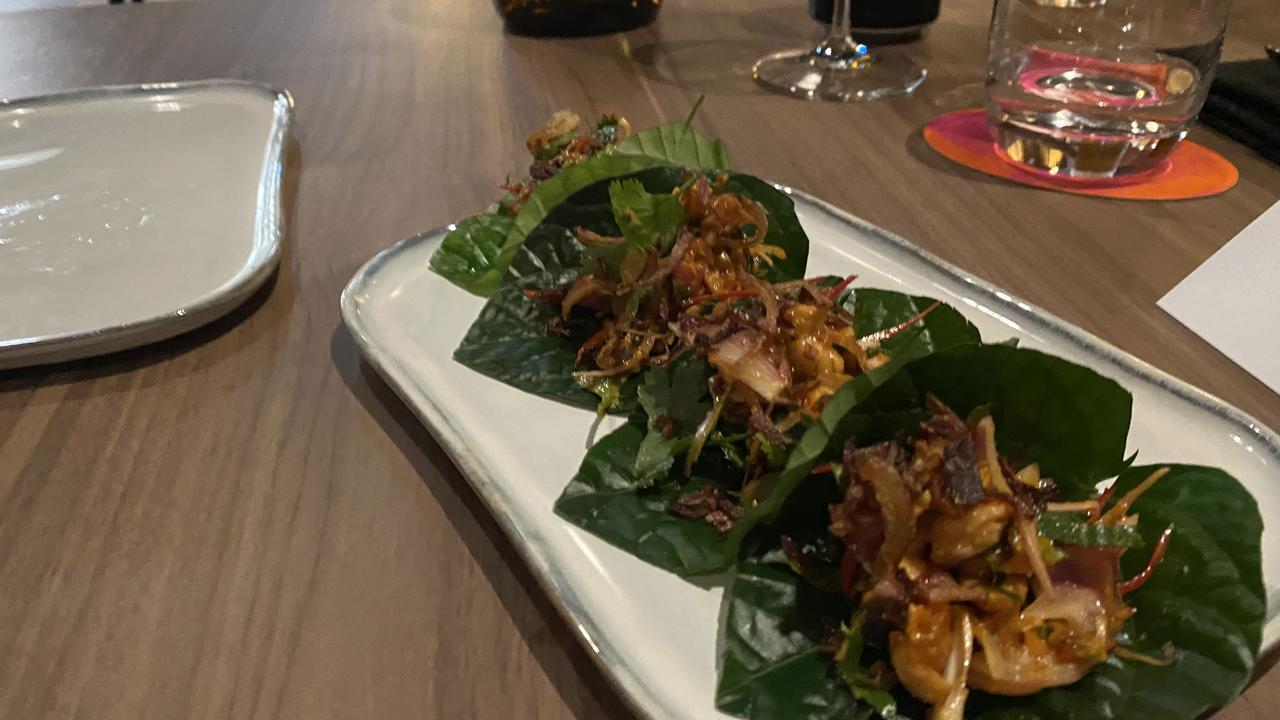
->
[[985, 0, 1231, 179]]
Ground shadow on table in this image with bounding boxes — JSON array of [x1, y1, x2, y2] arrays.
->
[[0, 269, 280, 391], [626, 38, 773, 97], [903, 126, 1006, 187], [329, 327, 638, 720], [0, 134, 304, 393], [624, 5, 816, 96]]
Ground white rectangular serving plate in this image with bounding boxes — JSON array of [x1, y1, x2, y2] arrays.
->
[[341, 188, 1280, 720]]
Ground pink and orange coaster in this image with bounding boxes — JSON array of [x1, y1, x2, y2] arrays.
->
[[922, 109, 1238, 200]]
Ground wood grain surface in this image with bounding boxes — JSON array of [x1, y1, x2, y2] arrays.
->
[[0, 0, 1277, 718]]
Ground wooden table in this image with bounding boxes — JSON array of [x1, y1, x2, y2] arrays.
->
[[0, 0, 1277, 717]]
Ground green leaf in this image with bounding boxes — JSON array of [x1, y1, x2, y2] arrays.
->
[[454, 169, 811, 413], [611, 122, 731, 169], [720, 174, 808, 282], [553, 418, 735, 575], [637, 355, 711, 432], [837, 623, 908, 719], [553, 291, 979, 578], [1038, 511, 1144, 549], [609, 178, 686, 254], [431, 122, 729, 296], [716, 560, 870, 720], [714, 465, 1263, 720], [632, 356, 712, 486], [452, 224, 638, 413], [970, 464, 1264, 719], [862, 345, 1133, 496], [427, 213, 515, 296]]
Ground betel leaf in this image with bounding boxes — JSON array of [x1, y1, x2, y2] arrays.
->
[[718, 464, 1264, 720], [970, 464, 1264, 719], [426, 213, 514, 291], [611, 121, 732, 168], [633, 356, 711, 486], [430, 122, 730, 296], [452, 223, 639, 412], [727, 291, 981, 542], [1037, 511, 1144, 549], [454, 168, 811, 412], [554, 292, 980, 578], [863, 345, 1133, 497], [553, 417, 734, 574], [717, 560, 870, 720], [720, 173, 808, 282]]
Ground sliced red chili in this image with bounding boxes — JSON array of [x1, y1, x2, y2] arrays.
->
[[825, 274, 858, 301], [1119, 525, 1174, 594], [858, 301, 941, 344], [839, 547, 857, 597], [1089, 486, 1117, 524]]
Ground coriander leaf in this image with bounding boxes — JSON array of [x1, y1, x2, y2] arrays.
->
[[637, 355, 711, 430], [632, 356, 711, 486], [609, 178, 686, 254]]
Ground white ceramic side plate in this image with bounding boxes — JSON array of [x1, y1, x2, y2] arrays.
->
[[341, 190, 1280, 720], [0, 80, 292, 369]]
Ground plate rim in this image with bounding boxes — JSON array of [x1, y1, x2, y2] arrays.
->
[[340, 187, 1280, 719], [0, 78, 295, 369]]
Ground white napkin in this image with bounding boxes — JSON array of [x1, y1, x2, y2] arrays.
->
[[1159, 200, 1280, 396]]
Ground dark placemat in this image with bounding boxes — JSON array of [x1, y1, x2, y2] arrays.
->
[[1200, 59, 1280, 165]]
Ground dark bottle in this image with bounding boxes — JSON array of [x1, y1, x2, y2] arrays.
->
[[809, 0, 940, 43], [496, 0, 662, 37]]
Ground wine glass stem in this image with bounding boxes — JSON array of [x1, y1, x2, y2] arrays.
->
[[815, 0, 869, 63]]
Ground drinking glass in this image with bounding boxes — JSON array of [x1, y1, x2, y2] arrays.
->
[[752, 0, 926, 102], [986, 0, 1231, 178]]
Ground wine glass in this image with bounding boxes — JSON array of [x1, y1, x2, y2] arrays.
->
[[752, 0, 926, 101]]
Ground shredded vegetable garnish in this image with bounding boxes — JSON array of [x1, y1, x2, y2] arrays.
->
[[1114, 643, 1177, 667], [820, 400, 1172, 718], [528, 170, 903, 490], [1044, 500, 1100, 513], [1100, 467, 1170, 524]]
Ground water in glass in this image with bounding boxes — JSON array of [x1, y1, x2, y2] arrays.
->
[[985, 0, 1229, 178]]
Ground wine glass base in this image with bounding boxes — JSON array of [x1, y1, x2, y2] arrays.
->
[[752, 48, 926, 102]]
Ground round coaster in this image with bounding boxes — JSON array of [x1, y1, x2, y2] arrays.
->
[[922, 109, 1238, 200]]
